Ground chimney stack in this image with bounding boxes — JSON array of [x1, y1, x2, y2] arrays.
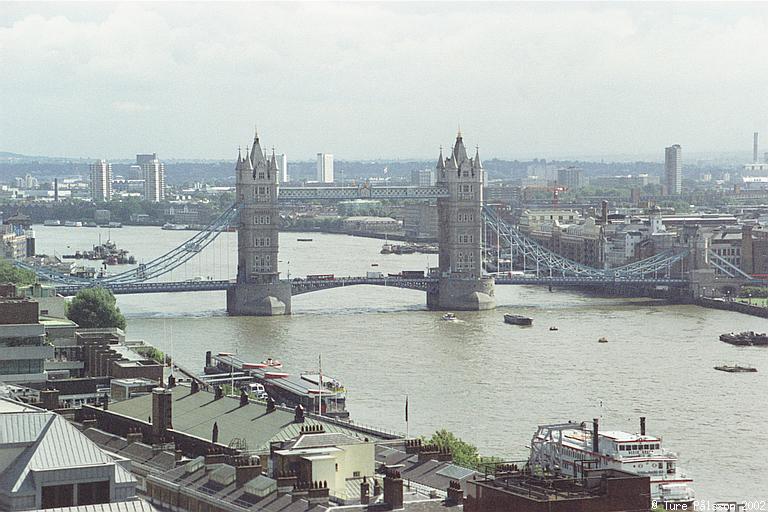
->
[[152, 387, 173, 439], [592, 418, 599, 453], [383, 469, 404, 510], [640, 416, 646, 436], [360, 477, 371, 505], [39, 388, 60, 410], [754, 132, 759, 164]]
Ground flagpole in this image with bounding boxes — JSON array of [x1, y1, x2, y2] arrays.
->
[[405, 395, 409, 438], [318, 354, 323, 417]]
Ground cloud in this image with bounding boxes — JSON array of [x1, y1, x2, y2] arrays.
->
[[1, 2, 767, 160], [112, 101, 154, 113]]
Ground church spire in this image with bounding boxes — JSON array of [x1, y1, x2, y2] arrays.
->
[[436, 146, 445, 170]]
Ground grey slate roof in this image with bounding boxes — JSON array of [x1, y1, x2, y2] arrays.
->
[[150, 459, 326, 512], [83, 428, 178, 474], [374, 443, 477, 494], [31, 500, 158, 512], [0, 412, 133, 496], [108, 386, 381, 452]]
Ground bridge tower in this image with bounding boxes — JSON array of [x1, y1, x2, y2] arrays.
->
[[226, 130, 292, 315], [427, 131, 496, 311]]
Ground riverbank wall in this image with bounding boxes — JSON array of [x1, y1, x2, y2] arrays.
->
[[697, 297, 768, 318]]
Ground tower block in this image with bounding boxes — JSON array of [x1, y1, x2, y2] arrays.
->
[[226, 130, 292, 316], [427, 132, 496, 311]]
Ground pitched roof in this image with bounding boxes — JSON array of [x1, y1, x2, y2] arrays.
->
[[31, 500, 158, 512], [0, 412, 134, 495], [108, 386, 382, 452]]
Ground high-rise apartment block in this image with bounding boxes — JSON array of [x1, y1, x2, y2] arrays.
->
[[664, 144, 682, 195], [411, 169, 435, 187], [317, 153, 334, 183], [138, 153, 165, 202], [277, 153, 288, 183], [556, 166, 584, 190], [90, 159, 112, 201]]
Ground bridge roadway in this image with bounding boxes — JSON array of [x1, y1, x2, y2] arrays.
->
[[53, 275, 688, 296], [277, 185, 450, 201]]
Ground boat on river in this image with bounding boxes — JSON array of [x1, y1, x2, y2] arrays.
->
[[529, 418, 694, 508], [206, 352, 349, 419], [714, 364, 757, 373], [719, 332, 768, 346], [504, 314, 532, 326]]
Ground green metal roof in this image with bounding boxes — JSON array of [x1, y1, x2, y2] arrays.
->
[[109, 386, 381, 452]]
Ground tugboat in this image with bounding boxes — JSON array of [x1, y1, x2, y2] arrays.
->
[[719, 332, 768, 346], [529, 418, 694, 508], [504, 314, 533, 326], [714, 364, 757, 373], [549, 326, 559, 331]]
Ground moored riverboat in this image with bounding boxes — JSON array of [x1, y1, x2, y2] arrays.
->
[[206, 352, 349, 419], [529, 418, 694, 508]]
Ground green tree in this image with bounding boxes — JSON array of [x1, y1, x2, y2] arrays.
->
[[0, 259, 36, 286], [426, 429, 502, 470], [66, 288, 127, 330]]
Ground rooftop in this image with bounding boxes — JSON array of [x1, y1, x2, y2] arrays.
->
[[108, 385, 384, 452]]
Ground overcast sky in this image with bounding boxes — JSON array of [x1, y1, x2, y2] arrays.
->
[[2, 2, 767, 161]]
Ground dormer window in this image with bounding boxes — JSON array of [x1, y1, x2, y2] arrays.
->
[[258, 172, 265, 180]]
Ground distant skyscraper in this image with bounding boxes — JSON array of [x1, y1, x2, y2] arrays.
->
[[317, 153, 334, 183], [556, 166, 584, 189], [90, 159, 112, 201], [754, 132, 759, 164], [664, 144, 682, 195], [411, 169, 435, 187], [277, 153, 288, 183], [140, 154, 165, 202]]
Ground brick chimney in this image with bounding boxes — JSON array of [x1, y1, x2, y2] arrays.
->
[[360, 477, 371, 505], [276, 472, 298, 495], [383, 469, 404, 510], [294, 404, 305, 423], [307, 480, 330, 507], [235, 461, 263, 486], [39, 388, 60, 410], [126, 428, 143, 444], [152, 387, 173, 439], [446, 480, 463, 506], [404, 438, 422, 454]]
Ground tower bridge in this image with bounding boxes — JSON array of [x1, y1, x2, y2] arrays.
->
[[18, 128, 767, 315]]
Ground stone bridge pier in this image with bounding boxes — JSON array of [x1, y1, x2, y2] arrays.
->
[[427, 132, 496, 311]]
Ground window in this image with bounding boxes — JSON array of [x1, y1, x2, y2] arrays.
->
[[77, 481, 110, 506], [353, 471, 361, 478], [258, 172, 265, 180], [42, 485, 74, 509]]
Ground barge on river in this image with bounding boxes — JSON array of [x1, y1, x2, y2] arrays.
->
[[205, 351, 349, 420], [719, 331, 768, 346]]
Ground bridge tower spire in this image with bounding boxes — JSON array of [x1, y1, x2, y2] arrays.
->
[[227, 128, 292, 316], [428, 130, 496, 311]]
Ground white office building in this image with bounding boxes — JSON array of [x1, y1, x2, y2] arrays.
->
[[317, 153, 334, 183], [90, 159, 112, 202], [139, 154, 165, 202]]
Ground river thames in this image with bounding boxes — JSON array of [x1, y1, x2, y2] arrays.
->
[[34, 225, 768, 501]]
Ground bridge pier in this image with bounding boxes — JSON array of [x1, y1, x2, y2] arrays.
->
[[226, 281, 292, 316], [427, 276, 496, 311]]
